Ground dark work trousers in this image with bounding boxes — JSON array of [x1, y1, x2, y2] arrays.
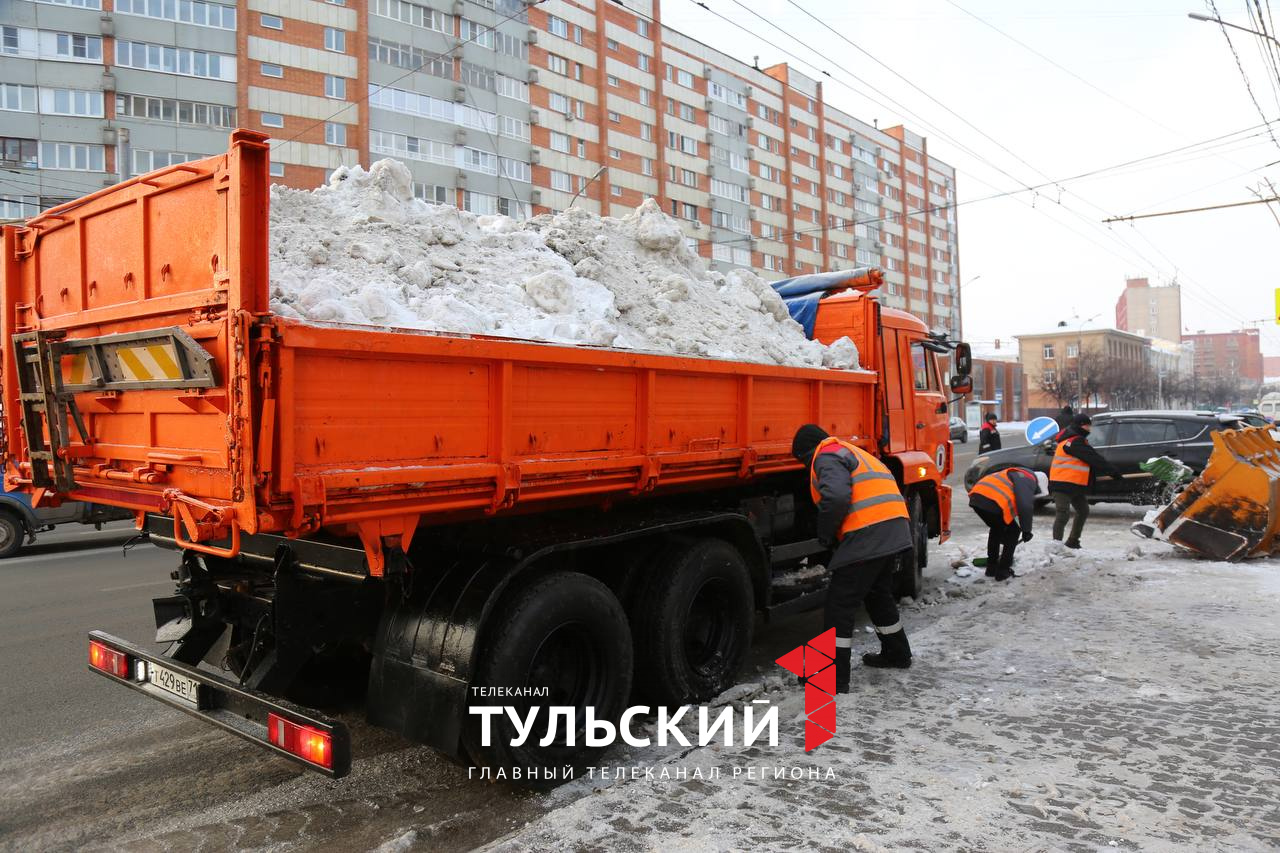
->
[[825, 552, 905, 653], [973, 505, 1019, 573], [1052, 491, 1090, 543]]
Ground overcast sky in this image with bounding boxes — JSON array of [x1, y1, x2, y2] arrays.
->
[[662, 0, 1280, 355]]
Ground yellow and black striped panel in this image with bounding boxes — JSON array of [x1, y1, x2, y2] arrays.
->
[[113, 343, 183, 382]]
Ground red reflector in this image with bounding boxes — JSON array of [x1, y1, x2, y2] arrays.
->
[[89, 640, 130, 678], [267, 712, 333, 769]]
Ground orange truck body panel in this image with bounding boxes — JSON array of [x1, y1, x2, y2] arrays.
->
[[3, 132, 949, 572]]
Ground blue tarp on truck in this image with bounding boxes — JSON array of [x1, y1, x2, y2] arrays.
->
[[770, 268, 881, 338]]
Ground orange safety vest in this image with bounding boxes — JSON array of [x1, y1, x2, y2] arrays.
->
[[1050, 437, 1091, 486], [808, 437, 909, 538], [969, 468, 1026, 524]]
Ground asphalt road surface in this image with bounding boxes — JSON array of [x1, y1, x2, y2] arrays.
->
[[0, 433, 1030, 851]]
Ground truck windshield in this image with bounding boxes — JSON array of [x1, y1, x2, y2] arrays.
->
[[911, 344, 939, 392]]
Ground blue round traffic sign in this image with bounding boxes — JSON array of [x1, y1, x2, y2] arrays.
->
[[1025, 416, 1059, 444]]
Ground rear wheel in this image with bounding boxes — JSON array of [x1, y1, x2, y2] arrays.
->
[[893, 494, 927, 599], [0, 511, 25, 559], [465, 571, 632, 783], [631, 538, 754, 706]]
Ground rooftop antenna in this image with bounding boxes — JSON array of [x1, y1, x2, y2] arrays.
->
[[752, 55, 759, 69]]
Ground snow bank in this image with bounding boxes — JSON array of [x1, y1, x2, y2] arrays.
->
[[268, 160, 859, 368]]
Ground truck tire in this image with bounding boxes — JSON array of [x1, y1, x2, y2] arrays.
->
[[0, 511, 24, 559], [465, 571, 632, 782], [893, 494, 926, 599], [631, 538, 754, 706]]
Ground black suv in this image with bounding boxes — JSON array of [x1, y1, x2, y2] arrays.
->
[[963, 410, 1269, 504]]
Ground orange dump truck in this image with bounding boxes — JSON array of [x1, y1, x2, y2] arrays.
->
[[1, 132, 972, 779]]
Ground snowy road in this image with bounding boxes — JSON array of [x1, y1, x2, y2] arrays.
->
[[4, 489, 1277, 851], [480, 505, 1280, 852]]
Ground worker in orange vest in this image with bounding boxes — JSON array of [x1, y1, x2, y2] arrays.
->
[[1049, 414, 1120, 548], [968, 467, 1047, 580], [792, 424, 914, 693]]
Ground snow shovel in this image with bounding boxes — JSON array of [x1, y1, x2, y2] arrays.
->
[[1133, 425, 1280, 561]]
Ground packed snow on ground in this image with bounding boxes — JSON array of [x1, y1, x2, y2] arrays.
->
[[472, 506, 1280, 852], [268, 160, 859, 369]]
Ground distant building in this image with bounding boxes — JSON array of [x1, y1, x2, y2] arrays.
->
[[1016, 320, 1149, 416], [1264, 355, 1280, 383], [1181, 329, 1263, 385], [1115, 276, 1182, 342], [959, 340, 1024, 422]]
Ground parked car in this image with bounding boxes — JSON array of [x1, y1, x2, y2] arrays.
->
[[949, 416, 969, 443], [0, 483, 132, 558], [963, 410, 1270, 504]]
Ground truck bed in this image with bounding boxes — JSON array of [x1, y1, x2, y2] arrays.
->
[[1, 131, 874, 574]]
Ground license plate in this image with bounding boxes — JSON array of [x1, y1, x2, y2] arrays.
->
[[148, 662, 202, 707]]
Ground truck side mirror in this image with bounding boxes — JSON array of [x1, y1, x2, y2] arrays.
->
[[949, 375, 972, 395], [954, 342, 972, 376]]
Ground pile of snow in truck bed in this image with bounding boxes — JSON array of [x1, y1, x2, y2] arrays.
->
[[268, 160, 859, 368]]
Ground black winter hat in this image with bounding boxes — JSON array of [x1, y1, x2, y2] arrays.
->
[[1073, 413, 1092, 427], [984, 413, 998, 422], [791, 424, 830, 463]]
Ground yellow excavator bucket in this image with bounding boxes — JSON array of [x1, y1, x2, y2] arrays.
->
[[1148, 425, 1280, 561]]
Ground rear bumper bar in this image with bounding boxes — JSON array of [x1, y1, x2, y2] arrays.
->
[[86, 630, 351, 778]]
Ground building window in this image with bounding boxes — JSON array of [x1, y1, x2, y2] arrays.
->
[[463, 191, 497, 215], [459, 18, 493, 48], [116, 93, 236, 129], [547, 54, 567, 75], [269, 162, 285, 177], [52, 33, 103, 61], [0, 137, 37, 169], [324, 27, 346, 52], [639, 88, 652, 106], [370, 37, 451, 77], [260, 62, 283, 78], [499, 157, 530, 182], [40, 87, 103, 116], [115, 41, 235, 80], [260, 13, 283, 29], [549, 131, 570, 153], [638, 54, 650, 72], [609, 147, 621, 159], [547, 15, 568, 38], [610, 183, 622, 197], [640, 123, 653, 141], [325, 75, 346, 99], [260, 112, 284, 127], [607, 38, 619, 50], [115, 0, 235, 27], [0, 84, 37, 113], [1066, 343, 1079, 358], [1043, 344, 1055, 359], [608, 111, 621, 123], [607, 75, 620, 88], [39, 141, 104, 171], [641, 157, 654, 176], [637, 18, 649, 37], [576, 138, 586, 157], [370, 0, 450, 33], [325, 122, 346, 146], [550, 170, 571, 192]]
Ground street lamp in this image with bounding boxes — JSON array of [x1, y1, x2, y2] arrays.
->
[[961, 274, 982, 289], [1073, 313, 1101, 410], [1188, 11, 1280, 46]]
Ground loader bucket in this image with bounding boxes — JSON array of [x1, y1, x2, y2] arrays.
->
[[1145, 426, 1280, 561]]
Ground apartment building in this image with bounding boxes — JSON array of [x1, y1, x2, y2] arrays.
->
[[1182, 328, 1263, 385], [0, 0, 961, 334], [1114, 276, 1181, 341]]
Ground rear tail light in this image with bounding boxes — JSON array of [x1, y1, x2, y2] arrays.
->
[[267, 713, 333, 769], [89, 640, 130, 678]]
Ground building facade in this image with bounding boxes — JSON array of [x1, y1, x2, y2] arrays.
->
[[1115, 276, 1181, 341], [1016, 325, 1150, 416], [1182, 329, 1263, 385], [0, 0, 962, 334]]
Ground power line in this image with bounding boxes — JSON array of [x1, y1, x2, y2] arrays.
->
[[1103, 194, 1280, 222], [1206, 0, 1280, 150]]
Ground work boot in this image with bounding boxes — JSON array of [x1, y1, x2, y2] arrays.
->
[[862, 629, 912, 669], [834, 647, 850, 694], [993, 569, 1017, 581], [1064, 539, 1082, 550]]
